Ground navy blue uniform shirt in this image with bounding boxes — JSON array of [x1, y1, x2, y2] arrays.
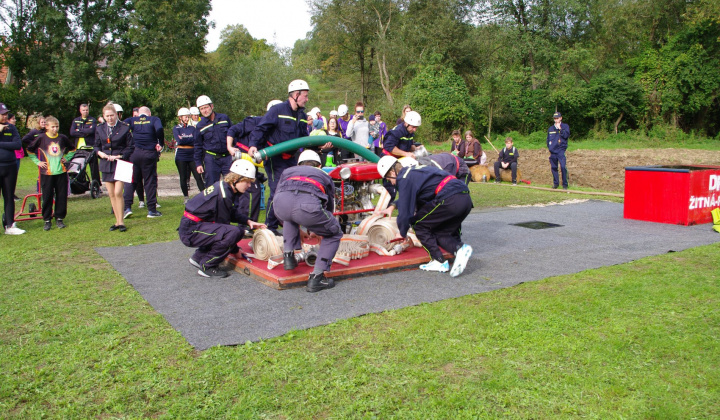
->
[[382, 124, 414, 156], [249, 100, 308, 150], [194, 112, 232, 166], [184, 180, 248, 225], [228, 116, 261, 152], [70, 116, 97, 147], [547, 122, 570, 154], [394, 165, 469, 237], [129, 114, 164, 151], [173, 123, 196, 161]]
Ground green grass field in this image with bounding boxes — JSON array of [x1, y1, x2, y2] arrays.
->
[[2, 146, 718, 418]]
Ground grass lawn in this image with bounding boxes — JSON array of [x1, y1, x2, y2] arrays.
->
[[2, 150, 718, 418]]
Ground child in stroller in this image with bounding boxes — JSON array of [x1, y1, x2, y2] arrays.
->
[[67, 146, 101, 198]]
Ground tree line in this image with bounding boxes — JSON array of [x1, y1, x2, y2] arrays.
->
[[1, 0, 718, 142]]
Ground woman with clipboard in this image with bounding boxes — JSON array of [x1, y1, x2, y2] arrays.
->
[[95, 104, 134, 232]]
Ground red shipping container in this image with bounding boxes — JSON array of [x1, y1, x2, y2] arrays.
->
[[624, 165, 720, 225]]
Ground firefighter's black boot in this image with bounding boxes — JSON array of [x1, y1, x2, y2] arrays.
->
[[283, 251, 297, 270], [306, 273, 335, 293]]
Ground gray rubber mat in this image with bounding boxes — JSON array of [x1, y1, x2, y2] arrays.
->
[[96, 200, 720, 350]]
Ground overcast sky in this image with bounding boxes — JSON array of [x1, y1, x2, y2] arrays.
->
[[205, 0, 314, 52]]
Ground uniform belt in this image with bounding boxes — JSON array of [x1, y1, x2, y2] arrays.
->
[[177, 145, 194, 149], [435, 176, 454, 195], [183, 211, 202, 222], [206, 150, 230, 158]]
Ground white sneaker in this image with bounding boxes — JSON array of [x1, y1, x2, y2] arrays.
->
[[420, 259, 449, 272], [5, 223, 26, 235], [138, 201, 145, 208], [450, 244, 473, 278]]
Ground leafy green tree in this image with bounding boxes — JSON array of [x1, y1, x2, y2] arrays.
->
[[403, 57, 470, 139]]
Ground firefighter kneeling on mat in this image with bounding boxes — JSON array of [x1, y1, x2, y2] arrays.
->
[[273, 150, 342, 292], [377, 155, 474, 277], [179, 160, 267, 278]]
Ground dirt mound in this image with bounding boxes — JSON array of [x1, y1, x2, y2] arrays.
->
[[486, 149, 720, 192]]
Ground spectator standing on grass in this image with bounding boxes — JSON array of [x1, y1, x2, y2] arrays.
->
[[494, 137, 519, 185], [95, 104, 133, 232], [0, 103, 25, 235], [123, 106, 164, 219], [345, 102, 370, 160], [372, 111, 387, 157], [173, 107, 204, 204], [69, 104, 100, 189], [547, 111, 570, 189], [26, 116, 76, 231]]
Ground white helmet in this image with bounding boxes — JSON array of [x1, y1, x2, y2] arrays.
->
[[337, 104, 348, 117], [309, 107, 321, 116], [113, 103, 123, 113], [404, 111, 421, 127], [177, 107, 191, 117], [398, 157, 418, 167], [377, 155, 399, 177], [288, 79, 310, 93], [329, 110, 338, 117], [229, 159, 256, 179], [189, 106, 200, 115], [298, 149, 321, 166], [196, 95, 212, 107], [266, 99, 282, 111]]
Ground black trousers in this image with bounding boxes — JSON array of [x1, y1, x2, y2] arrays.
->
[[0, 163, 17, 227], [494, 161, 517, 182], [124, 149, 157, 211], [40, 173, 68, 221], [412, 193, 473, 262], [178, 219, 245, 269], [175, 159, 205, 197]]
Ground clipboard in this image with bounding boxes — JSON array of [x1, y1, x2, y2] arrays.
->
[[114, 159, 133, 183]]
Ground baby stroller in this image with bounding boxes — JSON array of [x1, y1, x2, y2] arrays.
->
[[67, 146, 101, 198]]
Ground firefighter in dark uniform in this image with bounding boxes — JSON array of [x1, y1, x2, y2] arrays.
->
[[225, 100, 280, 225], [273, 150, 341, 292], [377, 155, 474, 278], [123, 106, 164, 218], [194, 95, 232, 187], [376, 111, 423, 217], [418, 152, 471, 185], [247, 80, 310, 236], [69, 103, 99, 186], [547, 111, 570, 189], [179, 159, 266, 278]]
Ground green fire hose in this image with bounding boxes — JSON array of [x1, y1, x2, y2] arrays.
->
[[252, 135, 380, 164]]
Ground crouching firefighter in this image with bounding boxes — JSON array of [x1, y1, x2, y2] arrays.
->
[[179, 159, 267, 278], [273, 150, 342, 292], [377, 155, 474, 277]]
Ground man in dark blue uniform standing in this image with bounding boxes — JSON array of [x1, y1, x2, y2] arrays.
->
[[226, 100, 280, 226], [69, 104, 99, 187], [377, 155, 474, 278], [547, 111, 570, 189], [123, 106, 164, 218], [194, 95, 232, 187], [247, 80, 310, 236]]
